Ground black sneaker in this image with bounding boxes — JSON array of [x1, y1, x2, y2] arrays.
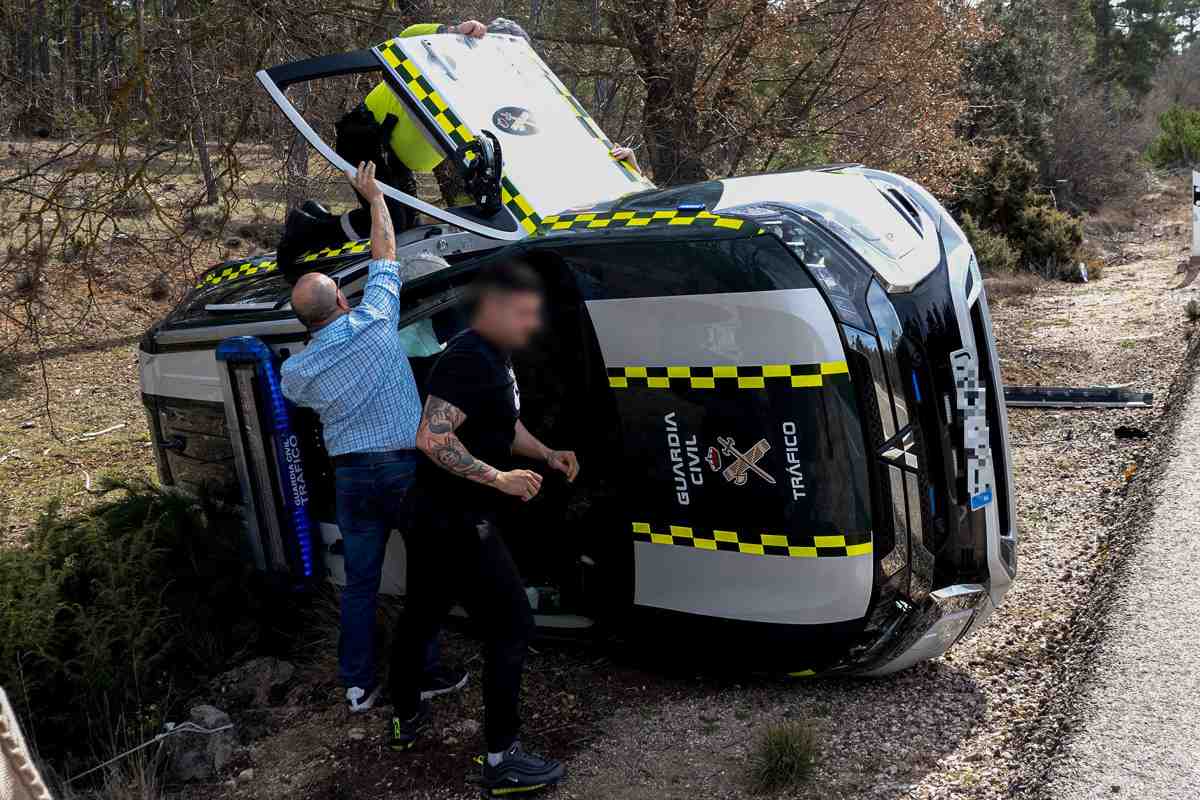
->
[[387, 701, 430, 752], [421, 665, 469, 700], [480, 742, 565, 796]]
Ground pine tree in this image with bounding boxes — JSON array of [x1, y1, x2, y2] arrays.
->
[[1170, 0, 1200, 45], [1092, 0, 1177, 96]]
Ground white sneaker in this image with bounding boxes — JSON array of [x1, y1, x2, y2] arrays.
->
[[345, 685, 381, 713]]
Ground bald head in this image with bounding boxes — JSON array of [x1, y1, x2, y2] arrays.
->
[[292, 272, 343, 328]]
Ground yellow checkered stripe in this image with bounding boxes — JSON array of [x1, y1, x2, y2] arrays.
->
[[540, 209, 753, 234], [297, 239, 370, 264], [376, 42, 542, 236], [195, 239, 371, 289], [378, 42, 475, 151], [501, 176, 542, 235], [196, 257, 277, 289], [607, 362, 850, 391], [632, 523, 873, 559]]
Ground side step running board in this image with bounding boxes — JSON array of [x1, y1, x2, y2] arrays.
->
[[1004, 386, 1153, 409]]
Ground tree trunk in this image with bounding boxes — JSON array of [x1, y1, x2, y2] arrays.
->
[[22, 0, 34, 91], [70, 0, 83, 105], [133, 0, 145, 108], [176, 0, 219, 204], [284, 85, 310, 211], [96, 3, 108, 103], [34, 0, 49, 78], [619, 0, 710, 185]]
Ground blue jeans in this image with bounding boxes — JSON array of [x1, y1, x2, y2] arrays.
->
[[334, 451, 419, 690]]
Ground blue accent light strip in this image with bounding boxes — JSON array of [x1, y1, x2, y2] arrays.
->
[[928, 486, 936, 517], [216, 336, 315, 578], [911, 370, 923, 403]]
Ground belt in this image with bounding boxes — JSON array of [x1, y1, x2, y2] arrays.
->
[[332, 450, 418, 468]]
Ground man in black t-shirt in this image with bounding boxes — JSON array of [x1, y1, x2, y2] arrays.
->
[[387, 259, 578, 795]]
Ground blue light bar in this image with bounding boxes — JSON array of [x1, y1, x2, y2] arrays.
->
[[215, 336, 315, 578]]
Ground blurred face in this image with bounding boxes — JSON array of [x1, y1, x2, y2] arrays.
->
[[478, 289, 543, 350]]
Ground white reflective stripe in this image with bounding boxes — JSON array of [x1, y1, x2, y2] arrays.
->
[[339, 212, 362, 242]]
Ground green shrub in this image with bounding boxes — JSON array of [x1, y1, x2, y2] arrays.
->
[[747, 721, 818, 794], [1147, 105, 1200, 168], [961, 212, 1019, 273], [0, 481, 258, 769], [1012, 204, 1084, 272], [957, 139, 1086, 276], [958, 140, 1042, 233]]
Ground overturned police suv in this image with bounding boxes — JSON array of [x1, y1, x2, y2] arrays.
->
[[137, 31, 1016, 676]]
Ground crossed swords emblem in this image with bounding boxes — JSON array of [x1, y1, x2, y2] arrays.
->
[[717, 436, 776, 486]]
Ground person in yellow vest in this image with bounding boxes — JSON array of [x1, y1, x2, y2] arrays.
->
[[333, 19, 491, 240]]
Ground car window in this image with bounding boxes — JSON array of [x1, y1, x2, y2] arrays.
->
[[396, 318, 444, 357], [563, 236, 814, 301]]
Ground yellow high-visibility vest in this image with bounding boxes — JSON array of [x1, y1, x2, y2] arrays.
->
[[363, 23, 446, 172]]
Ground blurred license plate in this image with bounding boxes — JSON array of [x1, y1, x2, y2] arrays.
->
[[950, 349, 994, 510]]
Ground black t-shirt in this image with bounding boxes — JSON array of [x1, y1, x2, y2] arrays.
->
[[417, 329, 520, 510]]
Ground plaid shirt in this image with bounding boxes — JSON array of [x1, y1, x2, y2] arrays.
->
[[280, 259, 421, 457]]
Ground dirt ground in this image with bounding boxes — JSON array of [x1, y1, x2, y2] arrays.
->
[[3, 156, 1199, 798]]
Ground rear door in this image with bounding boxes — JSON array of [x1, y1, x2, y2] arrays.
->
[[556, 225, 876, 626], [373, 33, 654, 233]]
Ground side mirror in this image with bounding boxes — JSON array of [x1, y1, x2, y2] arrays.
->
[[459, 131, 504, 214]]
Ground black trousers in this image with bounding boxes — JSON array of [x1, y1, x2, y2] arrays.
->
[[390, 507, 533, 752]]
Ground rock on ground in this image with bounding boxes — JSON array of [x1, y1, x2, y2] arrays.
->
[[210, 657, 295, 708], [170, 705, 237, 782]]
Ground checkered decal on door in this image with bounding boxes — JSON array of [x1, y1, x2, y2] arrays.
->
[[607, 362, 850, 390], [632, 523, 873, 559], [196, 256, 278, 289], [501, 176, 542, 235], [374, 39, 542, 238]]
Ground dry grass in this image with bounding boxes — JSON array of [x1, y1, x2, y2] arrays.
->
[[984, 271, 1045, 304], [0, 344, 155, 545], [0, 139, 364, 542], [746, 721, 819, 795]]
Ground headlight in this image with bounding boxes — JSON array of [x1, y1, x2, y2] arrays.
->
[[724, 203, 877, 333]]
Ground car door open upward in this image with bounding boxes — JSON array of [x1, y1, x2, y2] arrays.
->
[[257, 33, 654, 242]]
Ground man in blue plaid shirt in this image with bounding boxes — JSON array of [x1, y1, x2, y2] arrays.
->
[[281, 161, 466, 712]]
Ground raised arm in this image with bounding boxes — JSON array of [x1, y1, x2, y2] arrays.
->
[[351, 161, 395, 262], [417, 396, 544, 500]]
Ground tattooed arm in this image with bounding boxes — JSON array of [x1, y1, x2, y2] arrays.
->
[[416, 395, 544, 500]]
